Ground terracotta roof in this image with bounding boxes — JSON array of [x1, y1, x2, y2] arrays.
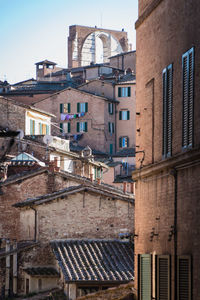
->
[[13, 184, 134, 208], [51, 239, 134, 282], [24, 267, 59, 277]]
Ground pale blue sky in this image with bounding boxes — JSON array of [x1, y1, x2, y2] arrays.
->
[[0, 0, 138, 83]]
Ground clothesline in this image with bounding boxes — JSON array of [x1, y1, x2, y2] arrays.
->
[[61, 112, 85, 121]]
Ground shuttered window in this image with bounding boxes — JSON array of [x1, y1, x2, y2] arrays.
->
[[61, 103, 70, 113], [119, 136, 129, 148], [163, 64, 173, 158], [182, 47, 194, 149], [139, 254, 151, 300], [77, 122, 88, 132], [177, 256, 191, 300], [30, 119, 35, 135], [108, 122, 114, 133], [77, 102, 88, 113], [108, 103, 113, 114], [157, 255, 170, 300]]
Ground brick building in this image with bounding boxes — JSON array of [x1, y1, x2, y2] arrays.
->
[[0, 165, 134, 298], [33, 87, 117, 154], [133, 0, 200, 299]]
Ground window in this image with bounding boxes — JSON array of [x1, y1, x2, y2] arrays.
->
[[182, 47, 194, 148], [108, 103, 113, 114], [77, 102, 88, 113], [60, 103, 71, 113], [177, 256, 191, 300], [64, 122, 71, 133], [39, 123, 49, 135], [119, 136, 129, 148], [138, 254, 171, 300], [163, 64, 173, 157], [118, 87, 131, 97], [30, 119, 35, 135], [108, 122, 114, 134], [77, 122, 88, 132], [119, 110, 130, 120]]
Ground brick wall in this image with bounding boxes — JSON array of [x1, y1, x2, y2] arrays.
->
[[0, 97, 25, 132], [134, 0, 200, 299], [19, 192, 134, 242]]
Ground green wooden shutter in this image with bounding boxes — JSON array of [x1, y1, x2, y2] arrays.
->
[[68, 103, 71, 113], [188, 48, 194, 147], [157, 255, 170, 300], [85, 102, 88, 112], [119, 111, 122, 120], [108, 103, 110, 114], [118, 87, 121, 97], [77, 122, 80, 132], [163, 68, 167, 156], [109, 144, 113, 154], [60, 103, 63, 113], [84, 122, 88, 132], [46, 125, 49, 135], [128, 87, 131, 97], [111, 103, 113, 114], [108, 122, 111, 133], [30, 119, 33, 135], [77, 103, 80, 113], [139, 254, 151, 300], [177, 256, 191, 300], [127, 137, 129, 147], [182, 47, 194, 148], [112, 123, 114, 133], [60, 123, 63, 133], [127, 111, 130, 120], [68, 122, 71, 133], [167, 64, 173, 156], [119, 137, 122, 148], [39, 123, 42, 135]]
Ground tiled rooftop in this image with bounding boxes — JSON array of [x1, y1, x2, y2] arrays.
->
[[51, 239, 134, 282]]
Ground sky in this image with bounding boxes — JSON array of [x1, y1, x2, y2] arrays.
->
[[0, 0, 138, 84]]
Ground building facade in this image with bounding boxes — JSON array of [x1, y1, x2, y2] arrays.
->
[[133, 0, 200, 299]]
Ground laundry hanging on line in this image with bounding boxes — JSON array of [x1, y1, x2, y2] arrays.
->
[[60, 112, 85, 121]]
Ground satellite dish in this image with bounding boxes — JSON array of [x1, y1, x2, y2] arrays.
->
[[43, 135, 53, 145], [17, 129, 24, 140]]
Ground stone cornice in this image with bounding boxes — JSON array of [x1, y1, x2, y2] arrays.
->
[[132, 146, 200, 180]]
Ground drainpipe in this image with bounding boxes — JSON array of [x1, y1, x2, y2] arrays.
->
[[171, 169, 177, 300], [30, 207, 37, 242], [13, 240, 18, 295], [5, 239, 10, 297]]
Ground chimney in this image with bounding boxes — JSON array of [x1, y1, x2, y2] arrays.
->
[[123, 182, 127, 193]]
